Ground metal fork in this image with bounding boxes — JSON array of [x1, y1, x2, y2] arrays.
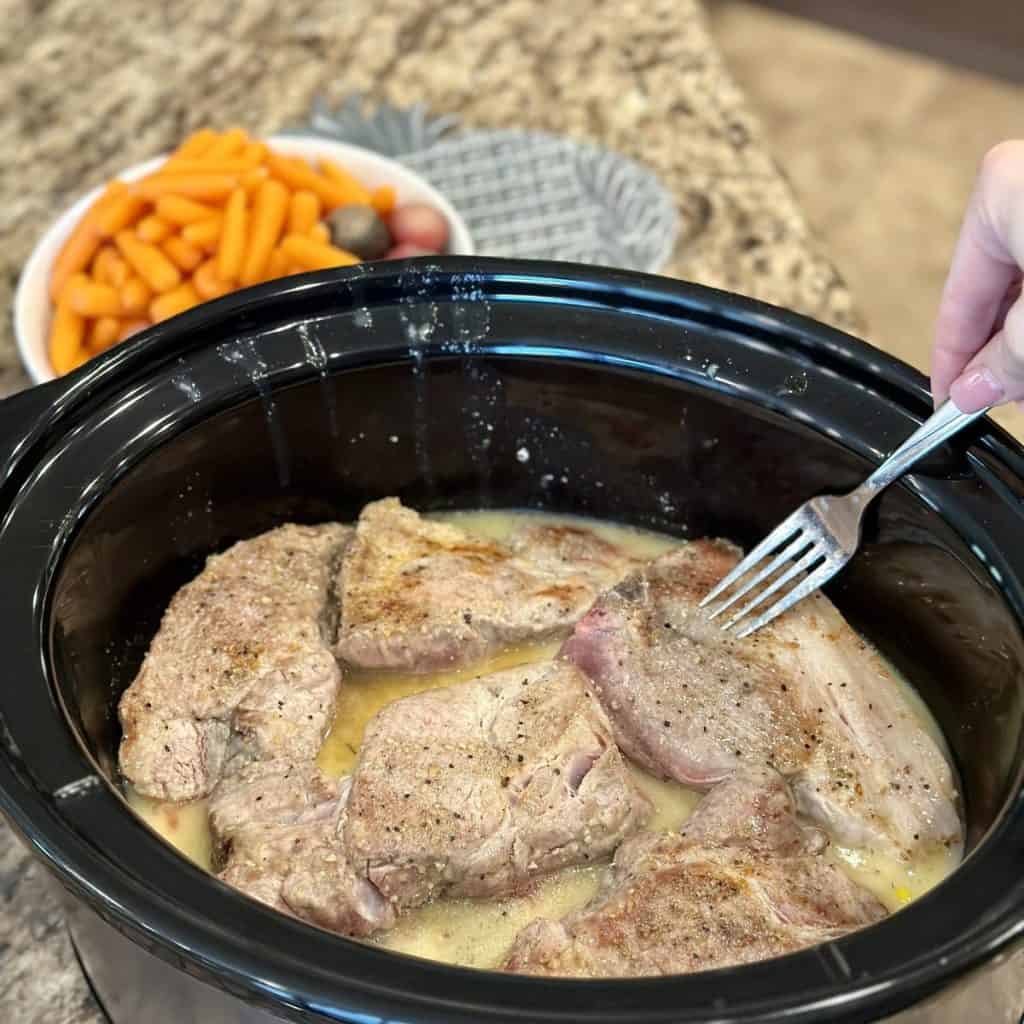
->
[[699, 399, 990, 638]]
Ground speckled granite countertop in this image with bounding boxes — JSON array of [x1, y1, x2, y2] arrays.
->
[[0, 1, 864, 1021]]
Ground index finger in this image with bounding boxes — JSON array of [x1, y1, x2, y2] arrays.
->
[[932, 191, 1017, 403], [932, 143, 1024, 402]]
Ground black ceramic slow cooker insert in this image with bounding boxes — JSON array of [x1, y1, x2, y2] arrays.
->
[[0, 259, 1022, 1024]]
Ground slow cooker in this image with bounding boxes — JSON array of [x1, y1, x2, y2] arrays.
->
[[0, 259, 1021, 1023]]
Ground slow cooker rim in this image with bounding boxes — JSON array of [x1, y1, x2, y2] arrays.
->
[[1, 259, 1023, 1024], [6, 256, 1023, 508]]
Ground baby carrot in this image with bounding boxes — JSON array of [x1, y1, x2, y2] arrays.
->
[[66, 274, 122, 318], [266, 154, 358, 210], [114, 231, 182, 293], [150, 281, 200, 323], [280, 233, 360, 271], [136, 215, 173, 243], [240, 141, 267, 166], [49, 299, 86, 375], [284, 189, 319, 234], [92, 245, 126, 286], [155, 195, 220, 226], [318, 158, 374, 207], [50, 223, 102, 301], [263, 246, 290, 282], [162, 234, 204, 272], [118, 318, 150, 342], [67, 346, 92, 372], [239, 179, 288, 286], [102, 249, 131, 287], [48, 183, 126, 301], [308, 222, 330, 244], [287, 190, 321, 235], [97, 192, 148, 237], [173, 128, 218, 160], [193, 259, 232, 300], [161, 157, 255, 175], [120, 275, 153, 316], [135, 174, 239, 202], [240, 166, 268, 195], [203, 128, 249, 160], [371, 184, 397, 216], [216, 187, 248, 283], [88, 316, 121, 352], [181, 216, 223, 251]]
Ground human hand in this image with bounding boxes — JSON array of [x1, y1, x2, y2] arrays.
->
[[932, 141, 1024, 412]]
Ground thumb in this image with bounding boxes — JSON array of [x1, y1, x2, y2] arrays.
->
[[949, 294, 1024, 411]]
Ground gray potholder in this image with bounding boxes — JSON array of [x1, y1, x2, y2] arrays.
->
[[291, 96, 678, 273]]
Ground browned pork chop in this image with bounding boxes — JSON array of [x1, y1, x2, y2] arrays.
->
[[563, 542, 962, 860], [334, 499, 639, 672], [119, 523, 350, 801], [210, 760, 394, 937], [345, 659, 652, 910], [504, 769, 886, 977]]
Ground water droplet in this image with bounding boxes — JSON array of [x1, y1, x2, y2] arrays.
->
[[353, 308, 373, 328], [298, 322, 338, 438], [777, 372, 809, 397], [217, 340, 291, 486], [170, 360, 201, 403], [516, 447, 530, 463], [705, 362, 719, 380]]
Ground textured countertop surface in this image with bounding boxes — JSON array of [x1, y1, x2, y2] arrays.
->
[[0, 0, 863, 400], [0, 1, 867, 1021]]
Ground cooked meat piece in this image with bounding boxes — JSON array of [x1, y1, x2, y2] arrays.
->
[[677, 765, 826, 857], [211, 759, 342, 912], [119, 523, 350, 801], [335, 499, 639, 672], [209, 757, 343, 852], [345, 659, 651, 910], [563, 541, 963, 860], [504, 769, 886, 977], [210, 761, 394, 937]]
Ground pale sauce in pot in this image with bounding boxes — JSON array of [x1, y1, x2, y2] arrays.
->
[[127, 510, 961, 970]]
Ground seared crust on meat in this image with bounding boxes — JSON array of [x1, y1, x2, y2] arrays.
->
[[345, 659, 652, 909], [504, 770, 886, 977], [119, 523, 351, 801], [335, 499, 639, 672], [564, 542, 963, 860], [210, 762, 394, 936]]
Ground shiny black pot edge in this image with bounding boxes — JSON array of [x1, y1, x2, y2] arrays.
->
[[0, 258, 1022, 1024]]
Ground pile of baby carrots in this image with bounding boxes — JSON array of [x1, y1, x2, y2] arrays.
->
[[48, 128, 396, 376]]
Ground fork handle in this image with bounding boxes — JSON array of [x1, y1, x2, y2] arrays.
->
[[857, 399, 989, 497]]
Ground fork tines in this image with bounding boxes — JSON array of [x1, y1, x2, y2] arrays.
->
[[698, 510, 834, 639]]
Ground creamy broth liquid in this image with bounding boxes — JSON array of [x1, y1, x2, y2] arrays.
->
[[126, 510, 961, 969]]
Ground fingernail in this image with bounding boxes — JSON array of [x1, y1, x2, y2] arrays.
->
[[950, 367, 1004, 411]]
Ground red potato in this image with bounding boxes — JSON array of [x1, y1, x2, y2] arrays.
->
[[384, 242, 438, 260], [386, 204, 449, 253]]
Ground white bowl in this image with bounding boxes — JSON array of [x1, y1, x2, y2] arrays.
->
[[14, 135, 475, 384]]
